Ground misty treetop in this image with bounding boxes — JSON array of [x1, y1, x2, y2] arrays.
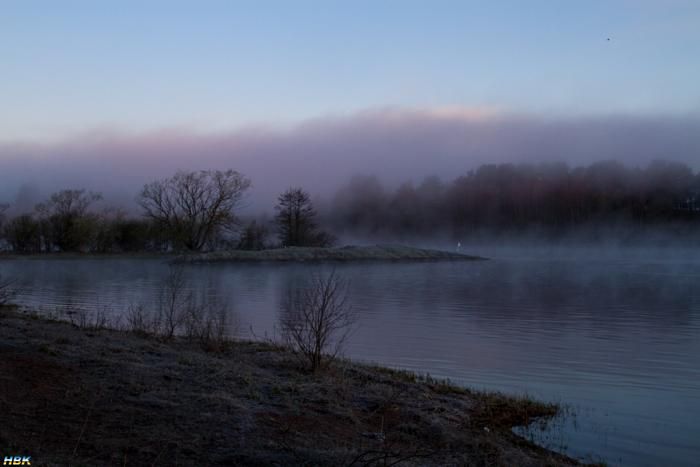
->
[[329, 160, 700, 238], [1, 160, 699, 254]]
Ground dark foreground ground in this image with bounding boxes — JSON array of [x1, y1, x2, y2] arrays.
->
[[0, 309, 582, 466]]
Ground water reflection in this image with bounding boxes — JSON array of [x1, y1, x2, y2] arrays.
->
[[1, 253, 699, 466]]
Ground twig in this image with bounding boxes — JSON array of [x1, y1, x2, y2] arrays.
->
[[71, 390, 100, 460]]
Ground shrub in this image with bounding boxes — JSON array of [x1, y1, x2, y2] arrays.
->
[[281, 270, 356, 372]]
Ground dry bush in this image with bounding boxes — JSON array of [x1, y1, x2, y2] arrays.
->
[[64, 306, 112, 331], [126, 263, 193, 339], [123, 265, 237, 351], [0, 274, 17, 306], [281, 270, 356, 372], [125, 304, 159, 336], [156, 263, 191, 339], [182, 293, 236, 352]]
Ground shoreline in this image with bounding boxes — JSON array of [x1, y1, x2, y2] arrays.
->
[[0, 308, 584, 466], [0, 245, 486, 263], [178, 245, 487, 263]]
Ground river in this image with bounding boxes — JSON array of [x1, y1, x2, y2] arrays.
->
[[1, 246, 699, 466]]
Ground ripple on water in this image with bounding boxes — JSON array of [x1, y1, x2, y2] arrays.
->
[[1, 253, 699, 466]]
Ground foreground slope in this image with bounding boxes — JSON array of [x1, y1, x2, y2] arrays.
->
[[0, 310, 580, 466]]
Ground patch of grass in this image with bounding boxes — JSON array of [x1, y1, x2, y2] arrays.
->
[[38, 343, 59, 356], [177, 355, 195, 366], [469, 390, 559, 430]]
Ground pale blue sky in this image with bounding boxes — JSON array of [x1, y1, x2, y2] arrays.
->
[[1, 0, 699, 140]]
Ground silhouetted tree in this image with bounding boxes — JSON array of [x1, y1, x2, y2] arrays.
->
[[89, 208, 156, 253], [35, 189, 102, 252], [237, 220, 269, 250], [139, 169, 251, 251], [275, 187, 334, 247], [3, 214, 42, 253], [114, 219, 157, 252]]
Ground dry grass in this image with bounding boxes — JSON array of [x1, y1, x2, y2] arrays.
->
[[0, 309, 582, 466]]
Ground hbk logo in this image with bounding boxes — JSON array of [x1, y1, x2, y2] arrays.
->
[[3, 457, 31, 466]]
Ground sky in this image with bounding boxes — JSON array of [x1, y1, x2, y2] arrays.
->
[[2, 0, 699, 140], [1, 1, 699, 209]]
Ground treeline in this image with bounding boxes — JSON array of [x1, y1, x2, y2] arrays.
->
[[328, 160, 700, 238], [0, 170, 332, 254], [1, 160, 699, 253], [0, 189, 187, 254]]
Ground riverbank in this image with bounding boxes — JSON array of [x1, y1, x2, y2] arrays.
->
[[179, 245, 485, 263], [0, 308, 580, 466], [0, 245, 484, 263]]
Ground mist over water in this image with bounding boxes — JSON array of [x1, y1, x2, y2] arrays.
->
[[1, 244, 699, 466], [2, 108, 700, 466]]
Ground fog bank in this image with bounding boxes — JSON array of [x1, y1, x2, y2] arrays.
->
[[1, 109, 699, 211]]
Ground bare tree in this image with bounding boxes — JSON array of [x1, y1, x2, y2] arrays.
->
[[139, 169, 251, 251], [156, 263, 191, 339], [35, 190, 101, 219], [281, 270, 355, 372]]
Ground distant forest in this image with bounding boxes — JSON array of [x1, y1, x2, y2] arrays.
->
[[1, 160, 699, 253], [328, 160, 700, 240]]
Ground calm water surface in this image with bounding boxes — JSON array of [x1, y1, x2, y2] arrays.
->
[[2, 246, 699, 466]]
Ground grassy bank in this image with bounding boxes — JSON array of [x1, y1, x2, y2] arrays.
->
[[0, 251, 176, 261], [0, 309, 579, 466], [179, 245, 485, 263], [0, 245, 485, 263]]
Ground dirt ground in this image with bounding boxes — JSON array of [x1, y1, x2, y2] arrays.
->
[[0, 309, 582, 466]]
